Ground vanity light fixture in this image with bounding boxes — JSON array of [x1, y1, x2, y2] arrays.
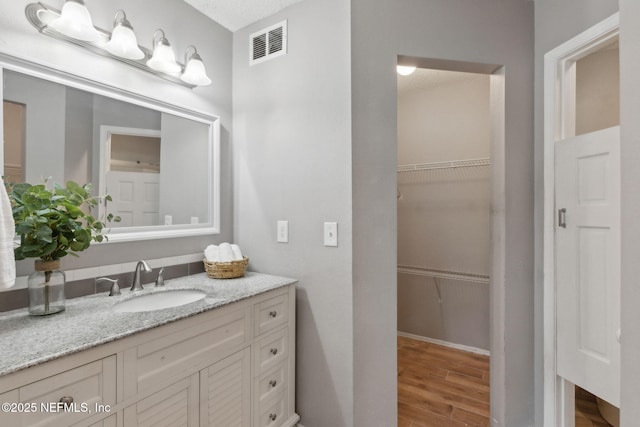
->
[[25, 3, 213, 88], [49, 0, 100, 42], [181, 46, 212, 86], [147, 29, 181, 74], [397, 65, 417, 76], [104, 10, 145, 60]]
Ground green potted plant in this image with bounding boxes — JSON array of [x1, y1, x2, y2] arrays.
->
[[8, 180, 118, 316]]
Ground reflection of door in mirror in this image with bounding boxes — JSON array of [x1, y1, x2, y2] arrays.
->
[[3, 101, 26, 183], [104, 129, 161, 227]]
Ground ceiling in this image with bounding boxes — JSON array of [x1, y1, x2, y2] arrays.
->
[[184, 0, 305, 32], [397, 68, 487, 98]]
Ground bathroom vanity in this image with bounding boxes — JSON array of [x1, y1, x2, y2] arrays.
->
[[0, 273, 298, 427]]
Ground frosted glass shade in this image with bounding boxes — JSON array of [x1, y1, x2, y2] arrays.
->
[[181, 57, 211, 86], [397, 65, 416, 76], [49, 0, 100, 42], [105, 24, 144, 60], [147, 42, 181, 74]]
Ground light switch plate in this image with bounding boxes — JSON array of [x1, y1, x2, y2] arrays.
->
[[324, 222, 338, 247], [277, 220, 289, 243]]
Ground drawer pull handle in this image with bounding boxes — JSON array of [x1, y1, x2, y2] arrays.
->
[[269, 413, 277, 421], [270, 348, 278, 355], [59, 396, 74, 405], [269, 311, 277, 318], [269, 380, 277, 387]]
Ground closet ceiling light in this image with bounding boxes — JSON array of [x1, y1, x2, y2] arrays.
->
[[147, 29, 181, 74], [104, 10, 145, 60], [397, 65, 417, 76], [180, 46, 212, 86]]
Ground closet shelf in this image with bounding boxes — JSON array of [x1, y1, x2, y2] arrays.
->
[[397, 265, 489, 284], [397, 157, 490, 173]]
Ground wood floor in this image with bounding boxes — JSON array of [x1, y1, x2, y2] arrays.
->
[[575, 387, 613, 427], [398, 336, 490, 427], [398, 336, 613, 427]]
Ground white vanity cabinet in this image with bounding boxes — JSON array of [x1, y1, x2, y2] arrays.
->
[[0, 284, 298, 427]]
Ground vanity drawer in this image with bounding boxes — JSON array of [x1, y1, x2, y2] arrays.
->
[[124, 306, 250, 398], [256, 361, 288, 406], [254, 293, 289, 337], [254, 328, 288, 376], [0, 355, 116, 427], [257, 394, 288, 427]]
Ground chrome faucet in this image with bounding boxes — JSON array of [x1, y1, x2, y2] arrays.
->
[[131, 260, 151, 291]]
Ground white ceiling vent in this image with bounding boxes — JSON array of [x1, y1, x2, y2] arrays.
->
[[250, 20, 287, 66]]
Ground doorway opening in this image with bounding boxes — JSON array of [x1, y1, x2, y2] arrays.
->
[[2, 100, 26, 183], [543, 13, 620, 427], [396, 57, 504, 425], [99, 126, 161, 228]]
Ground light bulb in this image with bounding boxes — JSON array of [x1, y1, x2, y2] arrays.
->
[[105, 11, 144, 60], [49, 0, 100, 42], [181, 47, 211, 86], [397, 65, 417, 76], [147, 30, 181, 74]]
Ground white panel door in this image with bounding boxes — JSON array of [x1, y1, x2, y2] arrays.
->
[[555, 125, 620, 406], [107, 171, 160, 227]]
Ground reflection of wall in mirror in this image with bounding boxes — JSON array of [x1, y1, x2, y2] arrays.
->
[[160, 114, 209, 225], [3, 71, 65, 184]]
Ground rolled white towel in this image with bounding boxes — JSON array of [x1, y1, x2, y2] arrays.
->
[[218, 242, 234, 262], [230, 244, 243, 261], [204, 244, 220, 262], [0, 178, 15, 290]]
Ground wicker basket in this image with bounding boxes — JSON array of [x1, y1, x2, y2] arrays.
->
[[203, 257, 249, 279]]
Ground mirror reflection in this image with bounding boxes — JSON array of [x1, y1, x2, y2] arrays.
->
[[2, 69, 212, 229]]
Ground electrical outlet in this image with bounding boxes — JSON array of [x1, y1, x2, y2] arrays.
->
[[324, 222, 338, 247], [164, 215, 172, 225], [277, 220, 289, 243]]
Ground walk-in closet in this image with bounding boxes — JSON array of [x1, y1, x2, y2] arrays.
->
[[396, 67, 491, 426]]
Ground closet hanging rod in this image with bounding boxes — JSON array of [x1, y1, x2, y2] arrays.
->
[[397, 157, 490, 173], [397, 265, 489, 284]]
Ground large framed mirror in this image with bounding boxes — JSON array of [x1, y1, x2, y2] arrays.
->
[[0, 55, 220, 242]]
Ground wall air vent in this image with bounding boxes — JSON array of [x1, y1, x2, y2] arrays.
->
[[250, 20, 287, 66]]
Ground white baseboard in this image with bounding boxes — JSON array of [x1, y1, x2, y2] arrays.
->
[[397, 331, 490, 356]]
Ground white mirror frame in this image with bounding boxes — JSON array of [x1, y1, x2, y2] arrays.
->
[[0, 54, 221, 243]]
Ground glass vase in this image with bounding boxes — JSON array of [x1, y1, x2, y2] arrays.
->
[[28, 260, 66, 316]]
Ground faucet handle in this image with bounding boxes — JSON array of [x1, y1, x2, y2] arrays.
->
[[155, 268, 165, 287], [97, 277, 121, 296]]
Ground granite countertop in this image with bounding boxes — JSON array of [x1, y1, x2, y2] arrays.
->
[[0, 272, 296, 377]]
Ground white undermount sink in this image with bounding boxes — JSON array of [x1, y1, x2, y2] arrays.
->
[[113, 289, 207, 313]]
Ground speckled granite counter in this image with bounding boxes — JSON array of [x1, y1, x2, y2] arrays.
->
[[0, 272, 296, 377]]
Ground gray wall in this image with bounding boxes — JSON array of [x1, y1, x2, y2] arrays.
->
[[233, 0, 353, 426], [351, 0, 534, 425], [619, 0, 640, 424], [0, 0, 233, 275], [533, 1, 619, 425]]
